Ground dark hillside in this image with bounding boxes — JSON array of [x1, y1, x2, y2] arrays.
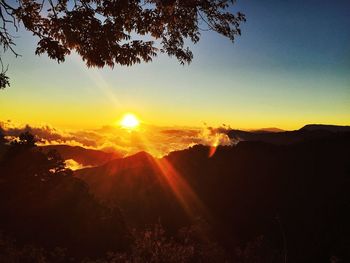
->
[[76, 131, 350, 262]]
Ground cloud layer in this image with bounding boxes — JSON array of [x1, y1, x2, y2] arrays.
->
[[0, 120, 238, 157]]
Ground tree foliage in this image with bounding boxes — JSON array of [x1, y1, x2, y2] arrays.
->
[[0, 132, 131, 258], [0, 0, 246, 89]]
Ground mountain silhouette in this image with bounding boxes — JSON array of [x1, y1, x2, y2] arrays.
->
[[0, 137, 131, 259], [75, 150, 191, 229], [75, 126, 350, 262], [300, 124, 350, 132], [41, 144, 122, 166], [1, 125, 349, 262], [251, 127, 285, 133], [227, 124, 350, 145]]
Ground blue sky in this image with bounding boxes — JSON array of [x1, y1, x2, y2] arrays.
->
[[1, 0, 349, 129]]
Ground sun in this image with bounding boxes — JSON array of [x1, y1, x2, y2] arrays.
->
[[119, 113, 140, 129]]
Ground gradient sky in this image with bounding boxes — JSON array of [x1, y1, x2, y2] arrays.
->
[[1, 0, 349, 130]]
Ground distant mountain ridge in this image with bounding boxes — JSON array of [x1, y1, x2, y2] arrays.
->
[[300, 124, 350, 132], [251, 127, 285, 133], [33, 124, 350, 165], [41, 144, 121, 166], [227, 124, 350, 145]]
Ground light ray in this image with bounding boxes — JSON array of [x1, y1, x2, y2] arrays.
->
[[73, 54, 123, 111], [131, 130, 211, 221]]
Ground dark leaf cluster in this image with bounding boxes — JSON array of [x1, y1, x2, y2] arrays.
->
[[0, 71, 9, 89], [1, 0, 245, 70]]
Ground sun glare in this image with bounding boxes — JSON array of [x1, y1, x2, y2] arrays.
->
[[120, 113, 140, 129]]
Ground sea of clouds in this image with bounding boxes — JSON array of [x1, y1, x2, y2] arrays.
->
[[0, 120, 239, 157]]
